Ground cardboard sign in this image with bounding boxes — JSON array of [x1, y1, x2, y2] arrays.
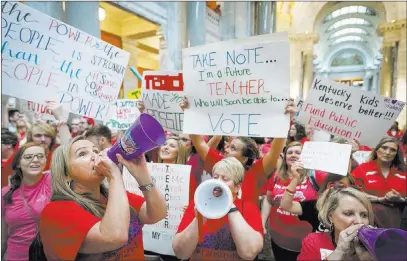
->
[[1, 2, 130, 121], [299, 77, 405, 147], [301, 141, 352, 176], [142, 71, 185, 133], [21, 100, 56, 121], [182, 33, 290, 137], [352, 151, 371, 165], [123, 163, 191, 256], [104, 99, 140, 130]]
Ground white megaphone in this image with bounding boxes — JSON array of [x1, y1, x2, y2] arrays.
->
[[194, 179, 233, 219]]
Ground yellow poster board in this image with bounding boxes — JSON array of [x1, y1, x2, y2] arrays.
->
[[127, 88, 141, 99]]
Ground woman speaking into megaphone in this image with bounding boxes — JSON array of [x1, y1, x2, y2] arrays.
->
[[172, 157, 264, 261]]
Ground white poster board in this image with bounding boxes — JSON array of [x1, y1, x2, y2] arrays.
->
[[299, 77, 406, 147], [20, 100, 56, 121], [123, 163, 191, 256], [352, 151, 371, 165], [1, 2, 130, 121], [301, 141, 352, 176], [182, 33, 290, 137], [141, 71, 185, 134], [104, 100, 140, 131]]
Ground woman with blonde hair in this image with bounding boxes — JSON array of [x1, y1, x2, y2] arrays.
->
[[2, 143, 51, 261], [298, 186, 375, 261], [36, 136, 167, 260], [352, 137, 406, 228], [173, 157, 264, 260]]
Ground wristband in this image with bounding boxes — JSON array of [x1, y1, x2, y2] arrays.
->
[[286, 188, 296, 194], [228, 207, 238, 214]]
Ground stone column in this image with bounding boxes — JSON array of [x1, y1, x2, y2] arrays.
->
[[186, 2, 206, 47], [162, 2, 187, 70], [377, 19, 407, 128], [220, 2, 235, 40], [25, 2, 64, 20], [256, 2, 271, 35], [363, 70, 373, 91], [234, 2, 252, 39], [65, 2, 100, 38], [289, 33, 319, 99], [276, 2, 293, 33]]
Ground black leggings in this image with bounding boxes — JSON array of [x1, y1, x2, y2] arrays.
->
[[271, 240, 299, 261]]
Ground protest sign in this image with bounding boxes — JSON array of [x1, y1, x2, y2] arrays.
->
[[352, 151, 371, 165], [295, 97, 304, 119], [142, 71, 185, 133], [21, 100, 56, 121], [1, 2, 130, 121], [299, 77, 405, 147], [104, 99, 140, 130], [123, 163, 191, 256], [127, 88, 141, 99], [301, 141, 352, 176], [182, 33, 290, 137]]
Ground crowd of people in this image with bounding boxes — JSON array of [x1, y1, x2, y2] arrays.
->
[[1, 98, 407, 261]]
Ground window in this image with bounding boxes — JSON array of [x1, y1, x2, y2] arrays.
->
[[331, 51, 364, 66], [329, 28, 368, 39], [324, 5, 377, 22], [327, 18, 371, 31], [331, 36, 365, 45]]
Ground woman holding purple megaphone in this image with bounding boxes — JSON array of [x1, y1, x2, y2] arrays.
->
[[298, 186, 378, 261]]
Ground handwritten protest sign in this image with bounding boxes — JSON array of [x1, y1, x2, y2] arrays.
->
[[301, 141, 352, 176], [123, 163, 191, 256], [142, 71, 185, 133], [1, 2, 130, 121], [21, 100, 56, 121], [127, 88, 141, 99], [182, 33, 290, 137], [295, 97, 304, 119], [104, 99, 140, 130], [352, 151, 371, 165], [299, 77, 405, 147]]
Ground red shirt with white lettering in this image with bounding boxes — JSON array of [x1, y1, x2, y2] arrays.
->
[[176, 199, 263, 261], [351, 161, 407, 197], [297, 233, 335, 261], [40, 192, 145, 261], [267, 173, 318, 252], [204, 148, 266, 204]]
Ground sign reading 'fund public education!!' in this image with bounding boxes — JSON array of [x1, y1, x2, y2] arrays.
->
[[182, 32, 291, 138], [123, 163, 191, 256], [1, 2, 130, 121], [299, 77, 405, 148]]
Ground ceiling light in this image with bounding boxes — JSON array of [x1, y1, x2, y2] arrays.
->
[[99, 7, 106, 22]]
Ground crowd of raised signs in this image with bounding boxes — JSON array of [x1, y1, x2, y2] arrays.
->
[[1, 96, 407, 261]]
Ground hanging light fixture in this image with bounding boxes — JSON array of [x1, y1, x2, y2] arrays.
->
[[99, 7, 106, 21]]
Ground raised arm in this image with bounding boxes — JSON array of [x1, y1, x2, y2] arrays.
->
[[190, 134, 211, 161], [172, 207, 201, 259], [262, 100, 296, 175], [46, 101, 71, 145], [280, 161, 304, 215]]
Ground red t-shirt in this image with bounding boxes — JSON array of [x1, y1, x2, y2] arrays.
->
[[297, 233, 334, 261], [352, 161, 407, 197], [204, 148, 266, 204], [187, 153, 205, 185], [189, 174, 197, 202], [176, 199, 263, 261], [1, 145, 19, 188], [40, 192, 146, 261], [387, 130, 404, 139], [267, 173, 318, 252]]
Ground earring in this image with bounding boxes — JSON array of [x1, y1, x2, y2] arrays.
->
[[67, 180, 72, 187]]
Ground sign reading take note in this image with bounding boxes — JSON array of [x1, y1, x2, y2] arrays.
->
[[182, 33, 290, 137], [301, 141, 352, 176], [1, 2, 130, 121]]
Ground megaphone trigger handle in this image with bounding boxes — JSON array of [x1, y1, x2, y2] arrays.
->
[[197, 212, 204, 243]]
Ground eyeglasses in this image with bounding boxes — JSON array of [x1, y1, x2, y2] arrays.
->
[[22, 153, 46, 161]]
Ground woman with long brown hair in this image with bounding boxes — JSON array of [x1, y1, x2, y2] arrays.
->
[[2, 142, 51, 261], [352, 137, 406, 228]]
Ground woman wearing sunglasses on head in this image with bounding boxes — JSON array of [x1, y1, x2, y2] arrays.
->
[[2, 143, 51, 261], [297, 186, 375, 261]]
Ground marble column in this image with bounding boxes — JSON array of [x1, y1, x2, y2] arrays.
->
[[362, 70, 372, 91], [65, 2, 100, 38], [25, 2, 64, 20], [234, 2, 252, 39], [186, 2, 206, 47], [371, 71, 379, 93], [379, 45, 394, 97], [163, 2, 187, 70], [220, 2, 235, 41], [270, 1, 277, 33], [256, 2, 271, 35]]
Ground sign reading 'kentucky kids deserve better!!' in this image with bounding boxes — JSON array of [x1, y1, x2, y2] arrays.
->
[[1, 2, 130, 121], [299, 77, 405, 147], [182, 32, 291, 138]]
